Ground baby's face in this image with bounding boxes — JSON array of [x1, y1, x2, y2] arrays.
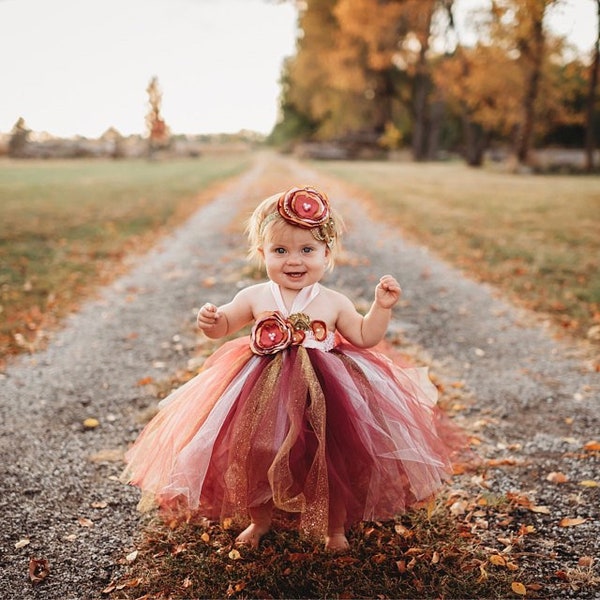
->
[[261, 223, 329, 291]]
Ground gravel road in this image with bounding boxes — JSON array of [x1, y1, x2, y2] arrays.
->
[[1, 154, 598, 599]]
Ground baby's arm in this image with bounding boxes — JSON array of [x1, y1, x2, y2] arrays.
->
[[335, 275, 401, 348], [197, 286, 256, 339]]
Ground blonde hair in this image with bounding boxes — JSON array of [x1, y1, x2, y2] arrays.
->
[[246, 191, 343, 272]]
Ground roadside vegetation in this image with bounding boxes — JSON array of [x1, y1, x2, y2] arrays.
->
[[0, 155, 250, 364], [314, 160, 600, 358]]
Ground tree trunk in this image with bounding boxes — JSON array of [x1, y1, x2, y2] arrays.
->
[[411, 2, 435, 161], [584, 0, 600, 173], [515, 11, 545, 165], [411, 69, 430, 161], [462, 116, 487, 167]]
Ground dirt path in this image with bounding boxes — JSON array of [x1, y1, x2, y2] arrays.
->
[[0, 153, 597, 599]]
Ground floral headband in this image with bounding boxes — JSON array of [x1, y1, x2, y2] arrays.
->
[[261, 186, 337, 248]]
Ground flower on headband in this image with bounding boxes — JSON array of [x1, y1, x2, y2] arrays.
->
[[250, 311, 294, 355], [278, 187, 330, 229]]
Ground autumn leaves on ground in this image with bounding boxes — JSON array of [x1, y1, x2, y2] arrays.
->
[[1, 154, 599, 598]]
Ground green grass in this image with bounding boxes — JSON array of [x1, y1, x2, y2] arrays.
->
[[311, 160, 600, 345], [0, 155, 250, 359]]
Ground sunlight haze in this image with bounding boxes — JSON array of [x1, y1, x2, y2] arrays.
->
[[1, 0, 596, 139]]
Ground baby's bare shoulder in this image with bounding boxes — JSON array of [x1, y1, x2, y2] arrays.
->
[[318, 285, 354, 308]]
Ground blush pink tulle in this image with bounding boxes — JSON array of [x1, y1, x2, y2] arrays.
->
[[122, 335, 464, 537]]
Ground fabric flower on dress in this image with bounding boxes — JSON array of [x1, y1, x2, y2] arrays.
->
[[250, 311, 329, 355], [250, 312, 294, 355], [288, 312, 328, 344]]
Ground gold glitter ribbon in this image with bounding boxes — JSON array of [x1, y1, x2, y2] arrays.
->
[[270, 347, 329, 536]]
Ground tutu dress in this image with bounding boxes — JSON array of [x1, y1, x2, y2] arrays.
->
[[122, 281, 459, 537]]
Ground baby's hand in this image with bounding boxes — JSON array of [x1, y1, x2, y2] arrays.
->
[[197, 302, 220, 330], [375, 275, 402, 309]]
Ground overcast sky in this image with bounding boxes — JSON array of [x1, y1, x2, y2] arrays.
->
[[0, 0, 596, 138]]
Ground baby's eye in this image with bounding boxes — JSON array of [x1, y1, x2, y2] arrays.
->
[[274, 247, 286, 254], [302, 247, 314, 254]]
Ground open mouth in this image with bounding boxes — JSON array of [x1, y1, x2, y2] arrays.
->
[[285, 272, 306, 279]]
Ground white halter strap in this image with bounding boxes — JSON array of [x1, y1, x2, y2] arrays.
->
[[269, 281, 320, 316]]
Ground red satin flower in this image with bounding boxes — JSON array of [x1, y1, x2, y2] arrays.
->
[[278, 187, 330, 229], [250, 312, 294, 355]]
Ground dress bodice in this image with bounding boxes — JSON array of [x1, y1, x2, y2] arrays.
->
[[249, 283, 335, 355], [269, 281, 335, 351]]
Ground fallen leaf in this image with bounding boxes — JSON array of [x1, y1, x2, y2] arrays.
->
[[518, 524, 536, 536], [88, 448, 124, 463], [578, 556, 595, 567], [559, 517, 587, 527], [449, 499, 468, 516], [28, 557, 50, 584], [579, 480, 598, 488], [78, 517, 94, 528], [489, 554, 506, 567], [583, 440, 600, 452], [555, 569, 569, 581], [477, 563, 488, 583], [15, 539, 30, 549], [91, 501, 108, 509], [488, 457, 518, 467], [125, 550, 138, 563], [136, 376, 154, 386], [511, 581, 527, 596], [546, 471, 569, 484], [529, 505, 551, 514], [228, 549, 241, 560], [200, 532, 210, 543], [394, 523, 412, 537], [82, 417, 100, 429]]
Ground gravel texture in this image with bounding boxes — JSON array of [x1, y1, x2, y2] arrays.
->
[[0, 155, 598, 599]]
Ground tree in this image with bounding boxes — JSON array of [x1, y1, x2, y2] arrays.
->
[[145, 76, 170, 156], [285, 0, 375, 140], [585, 0, 600, 172], [435, 0, 582, 167], [334, 0, 442, 160], [8, 117, 30, 158]]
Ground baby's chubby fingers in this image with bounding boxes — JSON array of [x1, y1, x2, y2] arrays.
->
[[379, 274, 401, 293], [375, 274, 402, 308], [197, 302, 220, 329]]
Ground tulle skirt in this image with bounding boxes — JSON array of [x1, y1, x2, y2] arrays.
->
[[122, 336, 461, 537]]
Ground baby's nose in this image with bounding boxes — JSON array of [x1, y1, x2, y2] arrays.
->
[[286, 253, 303, 264]]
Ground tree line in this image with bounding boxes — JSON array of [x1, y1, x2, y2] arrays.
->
[[271, 0, 600, 171]]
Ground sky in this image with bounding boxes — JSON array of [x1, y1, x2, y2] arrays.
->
[[0, 0, 597, 139]]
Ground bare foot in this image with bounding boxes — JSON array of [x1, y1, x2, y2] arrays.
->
[[235, 521, 271, 549], [324, 532, 350, 552]]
